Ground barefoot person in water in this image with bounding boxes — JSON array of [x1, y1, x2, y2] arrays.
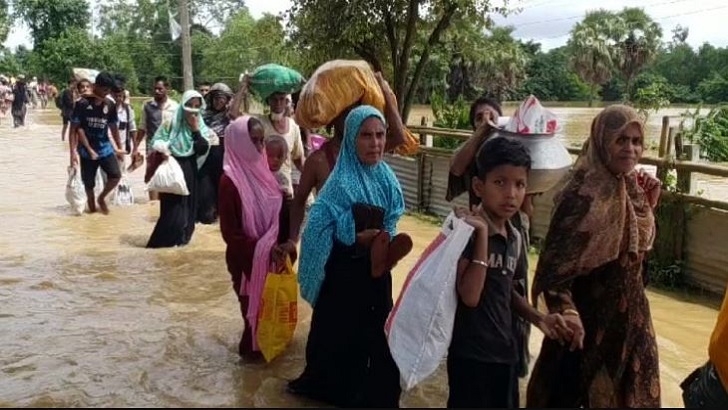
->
[[69, 72, 125, 214]]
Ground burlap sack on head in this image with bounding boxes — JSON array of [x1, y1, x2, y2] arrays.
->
[[296, 60, 419, 155]]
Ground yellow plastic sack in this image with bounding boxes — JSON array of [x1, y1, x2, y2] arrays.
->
[[256, 257, 298, 363], [295, 60, 419, 156], [295, 60, 384, 130]]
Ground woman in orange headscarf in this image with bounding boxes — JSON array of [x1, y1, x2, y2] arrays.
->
[[526, 105, 663, 408]]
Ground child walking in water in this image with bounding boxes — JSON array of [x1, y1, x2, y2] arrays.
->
[[448, 137, 568, 408]]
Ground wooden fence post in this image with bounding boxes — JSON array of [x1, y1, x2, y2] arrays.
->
[[657, 126, 676, 184], [416, 116, 428, 213], [419, 116, 428, 146], [658, 116, 670, 157], [677, 143, 699, 194], [656, 116, 670, 183]]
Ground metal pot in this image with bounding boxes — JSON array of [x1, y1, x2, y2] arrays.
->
[[489, 129, 573, 194]]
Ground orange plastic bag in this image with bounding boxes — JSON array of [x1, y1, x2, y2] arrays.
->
[[256, 257, 298, 363], [295, 60, 419, 155]]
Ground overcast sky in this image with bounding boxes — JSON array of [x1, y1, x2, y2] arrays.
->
[[4, 0, 727, 51]]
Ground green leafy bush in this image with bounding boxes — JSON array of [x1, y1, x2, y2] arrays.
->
[[682, 106, 728, 162], [429, 92, 470, 150]]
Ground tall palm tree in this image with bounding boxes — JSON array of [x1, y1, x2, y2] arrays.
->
[[568, 15, 616, 107], [614, 8, 663, 101], [471, 26, 529, 101]]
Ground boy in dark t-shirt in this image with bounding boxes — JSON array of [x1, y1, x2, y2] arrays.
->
[[448, 137, 569, 408], [69, 72, 124, 215]]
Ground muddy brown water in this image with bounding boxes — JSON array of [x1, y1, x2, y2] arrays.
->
[[0, 108, 721, 407], [408, 104, 728, 201]]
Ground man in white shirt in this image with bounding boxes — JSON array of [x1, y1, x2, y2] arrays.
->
[[132, 76, 179, 200], [114, 89, 137, 154], [257, 92, 305, 187]]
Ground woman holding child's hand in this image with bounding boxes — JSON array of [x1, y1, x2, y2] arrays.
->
[[527, 105, 660, 408]]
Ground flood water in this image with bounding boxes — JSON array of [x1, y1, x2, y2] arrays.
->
[[0, 108, 722, 407], [408, 104, 728, 201]]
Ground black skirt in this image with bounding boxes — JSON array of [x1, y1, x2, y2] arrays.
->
[[289, 240, 401, 408], [147, 155, 198, 248], [196, 144, 224, 224]]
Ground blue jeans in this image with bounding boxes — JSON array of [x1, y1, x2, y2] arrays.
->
[[682, 361, 728, 408]]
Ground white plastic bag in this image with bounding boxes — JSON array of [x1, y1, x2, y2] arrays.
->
[[113, 174, 135, 206], [72, 67, 100, 83], [504, 94, 561, 135], [95, 168, 106, 197], [384, 212, 474, 391], [147, 156, 189, 196], [65, 166, 87, 215]]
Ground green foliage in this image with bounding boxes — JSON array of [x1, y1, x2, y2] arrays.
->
[[13, 0, 90, 47], [681, 106, 728, 162], [567, 7, 662, 105], [430, 92, 470, 149], [697, 73, 728, 104], [615, 8, 663, 100], [0, 48, 23, 75], [567, 10, 618, 106], [469, 26, 529, 101], [0, 0, 9, 45], [519, 46, 591, 101], [16, 28, 138, 90], [197, 10, 296, 90], [4, 0, 728, 112], [632, 73, 672, 120], [648, 194, 686, 289], [286, 0, 510, 122]]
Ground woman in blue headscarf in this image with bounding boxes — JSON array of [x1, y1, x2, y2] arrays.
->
[[146, 90, 211, 248], [287, 105, 413, 407]]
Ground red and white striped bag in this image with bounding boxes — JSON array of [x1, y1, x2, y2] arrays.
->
[[385, 212, 474, 391]]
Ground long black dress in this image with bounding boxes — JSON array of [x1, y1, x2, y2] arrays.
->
[[288, 240, 401, 407], [11, 84, 28, 128], [147, 133, 209, 248], [196, 142, 223, 224], [197, 109, 229, 224]]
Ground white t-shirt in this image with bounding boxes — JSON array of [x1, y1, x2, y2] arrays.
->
[[258, 115, 304, 183]]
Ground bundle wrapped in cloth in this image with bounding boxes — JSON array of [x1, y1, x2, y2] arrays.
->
[[295, 60, 419, 155], [492, 95, 572, 194], [72, 68, 100, 83], [248, 64, 305, 101]]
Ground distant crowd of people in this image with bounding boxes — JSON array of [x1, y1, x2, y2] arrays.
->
[[0, 74, 58, 127]]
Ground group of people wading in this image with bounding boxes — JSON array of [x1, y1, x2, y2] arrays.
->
[[60, 67, 727, 408]]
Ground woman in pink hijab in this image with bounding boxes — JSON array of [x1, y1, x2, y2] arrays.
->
[[218, 115, 297, 360]]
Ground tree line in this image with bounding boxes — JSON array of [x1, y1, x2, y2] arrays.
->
[[1, 0, 728, 124]]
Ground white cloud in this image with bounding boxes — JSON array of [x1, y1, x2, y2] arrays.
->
[[4, 23, 32, 50], [493, 0, 728, 50], [247, 0, 292, 19]]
